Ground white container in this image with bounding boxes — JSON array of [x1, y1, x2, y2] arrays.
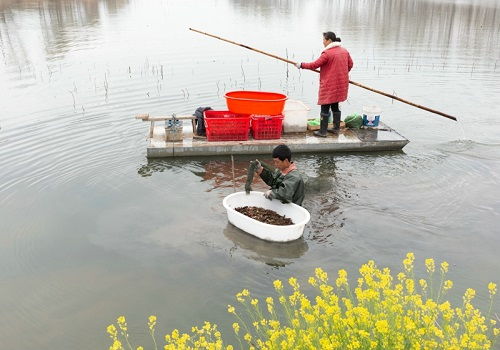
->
[[283, 99, 310, 133], [222, 191, 311, 242], [362, 105, 381, 127]]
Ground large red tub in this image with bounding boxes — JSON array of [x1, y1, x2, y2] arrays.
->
[[224, 91, 287, 115]]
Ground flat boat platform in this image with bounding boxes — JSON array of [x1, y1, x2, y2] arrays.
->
[[146, 121, 408, 158]]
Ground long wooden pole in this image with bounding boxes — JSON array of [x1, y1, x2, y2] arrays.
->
[[189, 28, 457, 122]]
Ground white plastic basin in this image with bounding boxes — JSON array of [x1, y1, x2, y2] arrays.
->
[[222, 191, 311, 242]]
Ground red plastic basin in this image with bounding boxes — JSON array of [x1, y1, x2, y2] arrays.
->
[[224, 91, 287, 115]]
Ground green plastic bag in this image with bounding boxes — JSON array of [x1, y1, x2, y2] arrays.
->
[[344, 114, 363, 129], [307, 118, 320, 126]]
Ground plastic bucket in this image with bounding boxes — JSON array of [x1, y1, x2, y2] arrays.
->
[[224, 91, 287, 115], [362, 105, 381, 127], [283, 99, 310, 133]]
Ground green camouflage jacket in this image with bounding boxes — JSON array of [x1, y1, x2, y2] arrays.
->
[[259, 166, 305, 206]]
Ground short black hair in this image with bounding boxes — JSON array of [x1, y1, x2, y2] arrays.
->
[[323, 31, 341, 42], [272, 144, 292, 161]]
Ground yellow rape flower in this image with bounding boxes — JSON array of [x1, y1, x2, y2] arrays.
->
[[148, 315, 156, 330], [289, 277, 299, 289], [488, 282, 497, 297], [110, 340, 123, 350], [336, 269, 348, 288], [440, 261, 449, 274], [403, 252, 415, 272], [266, 297, 274, 313], [107, 253, 498, 350], [308, 276, 317, 287], [419, 279, 428, 292], [273, 280, 283, 291], [107, 324, 118, 339], [397, 272, 406, 282], [463, 288, 476, 304], [315, 267, 328, 282], [375, 320, 389, 333], [406, 279, 415, 294], [116, 316, 127, 333], [232, 322, 239, 334], [425, 258, 435, 274]]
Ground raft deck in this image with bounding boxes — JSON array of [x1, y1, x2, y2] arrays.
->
[[143, 116, 409, 158]]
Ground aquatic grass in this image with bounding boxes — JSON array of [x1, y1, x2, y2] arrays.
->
[[106, 253, 499, 349]]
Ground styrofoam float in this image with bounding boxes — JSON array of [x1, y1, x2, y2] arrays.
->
[[222, 191, 311, 242]]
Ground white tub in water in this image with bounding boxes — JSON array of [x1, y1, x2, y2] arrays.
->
[[222, 191, 311, 242]]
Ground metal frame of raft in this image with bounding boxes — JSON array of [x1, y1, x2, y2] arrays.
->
[[136, 114, 409, 158]]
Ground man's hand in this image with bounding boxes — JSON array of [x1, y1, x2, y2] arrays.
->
[[294, 62, 301, 69], [264, 190, 273, 200]]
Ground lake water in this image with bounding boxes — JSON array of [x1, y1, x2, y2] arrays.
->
[[1, 0, 500, 348]]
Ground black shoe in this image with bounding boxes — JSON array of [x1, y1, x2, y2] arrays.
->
[[314, 112, 329, 137], [313, 130, 327, 137], [328, 111, 341, 133]]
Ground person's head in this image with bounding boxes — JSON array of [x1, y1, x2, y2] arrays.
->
[[322, 31, 341, 47], [272, 144, 292, 170]]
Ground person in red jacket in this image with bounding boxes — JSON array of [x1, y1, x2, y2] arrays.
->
[[296, 31, 354, 137]]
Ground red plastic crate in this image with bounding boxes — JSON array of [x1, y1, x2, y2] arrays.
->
[[204, 110, 251, 141], [251, 114, 284, 140]]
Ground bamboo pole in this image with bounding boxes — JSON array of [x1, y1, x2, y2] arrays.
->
[[231, 154, 236, 192], [189, 28, 457, 122]]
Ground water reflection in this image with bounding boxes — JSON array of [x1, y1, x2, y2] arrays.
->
[[0, 0, 130, 66], [340, 0, 499, 64], [226, 0, 499, 69], [223, 223, 308, 267], [228, 0, 297, 18], [300, 155, 347, 242], [138, 157, 274, 192]]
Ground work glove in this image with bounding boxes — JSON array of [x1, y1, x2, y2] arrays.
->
[[264, 190, 273, 200], [254, 159, 262, 173], [294, 62, 301, 69]]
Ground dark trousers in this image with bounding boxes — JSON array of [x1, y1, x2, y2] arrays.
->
[[320, 103, 340, 115]]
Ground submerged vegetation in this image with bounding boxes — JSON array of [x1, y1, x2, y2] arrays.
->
[[107, 253, 498, 349]]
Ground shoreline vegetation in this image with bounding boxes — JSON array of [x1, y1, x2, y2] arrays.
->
[[107, 253, 499, 350]]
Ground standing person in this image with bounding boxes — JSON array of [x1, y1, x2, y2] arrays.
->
[[254, 144, 305, 206], [296, 31, 354, 137]]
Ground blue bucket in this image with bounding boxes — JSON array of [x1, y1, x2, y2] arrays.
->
[[362, 106, 381, 127]]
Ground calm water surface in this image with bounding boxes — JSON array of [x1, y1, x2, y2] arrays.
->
[[1, 0, 500, 348]]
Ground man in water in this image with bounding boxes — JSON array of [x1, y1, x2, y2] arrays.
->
[[255, 144, 305, 206]]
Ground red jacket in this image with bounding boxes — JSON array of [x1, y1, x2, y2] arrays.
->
[[301, 44, 353, 105]]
